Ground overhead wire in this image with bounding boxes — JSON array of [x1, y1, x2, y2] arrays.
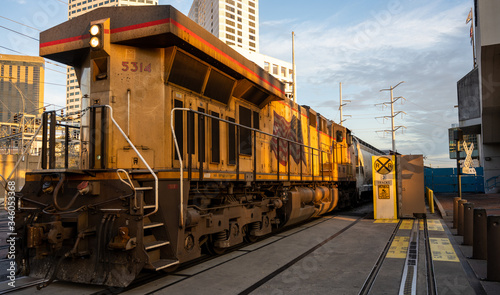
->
[[0, 25, 38, 41], [0, 16, 41, 32]]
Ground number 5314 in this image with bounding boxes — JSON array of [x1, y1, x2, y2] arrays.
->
[[122, 62, 151, 72]]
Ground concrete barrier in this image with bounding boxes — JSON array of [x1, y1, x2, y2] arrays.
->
[[457, 199, 468, 236], [487, 215, 500, 281], [463, 202, 474, 245], [453, 197, 461, 228], [473, 208, 487, 260]]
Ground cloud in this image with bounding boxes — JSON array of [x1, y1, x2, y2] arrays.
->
[[259, 0, 472, 167]]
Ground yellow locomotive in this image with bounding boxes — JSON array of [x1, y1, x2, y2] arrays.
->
[[14, 6, 380, 287]]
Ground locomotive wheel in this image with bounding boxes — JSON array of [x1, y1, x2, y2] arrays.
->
[[243, 225, 258, 243], [203, 233, 227, 255], [206, 242, 226, 255]]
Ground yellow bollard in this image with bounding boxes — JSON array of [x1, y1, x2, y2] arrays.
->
[[429, 189, 435, 214], [426, 187, 435, 214]]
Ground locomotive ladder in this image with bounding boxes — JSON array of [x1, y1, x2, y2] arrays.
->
[[107, 105, 179, 271]]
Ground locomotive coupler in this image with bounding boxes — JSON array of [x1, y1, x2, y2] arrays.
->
[[108, 226, 136, 250]]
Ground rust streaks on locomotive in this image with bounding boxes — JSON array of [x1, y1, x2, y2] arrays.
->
[[14, 5, 383, 287]]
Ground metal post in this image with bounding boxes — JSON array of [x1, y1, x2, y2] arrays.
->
[[292, 31, 297, 103], [453, 197, 461, 229], [236, 126, 239, 181], [311, 149, 314, 183], [254, 129, 257, 182], [287, 140, 290, 181], [321, 150, 324, 181], [187, 110, 192, 181], [428, 189, 435, 214], [456, 138, 462, 199], [49, 111, 56, 169], [463, 202, 474, 245], [340, 82, 343, 126], [300, 145, 303, 181], [100, 106, 107, 169], [41, 112, 48, 169], [473, 208, 487, 260], [487, 215, 500, 281], [390, 87, 395, 153], [457, 199, 468, 236], [277, 138, 280, 181], [89, 107, 95, 169], [64, 126, 69, 169]]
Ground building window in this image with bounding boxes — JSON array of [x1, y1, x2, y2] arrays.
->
[[264, 62, 269, 72], [281, 67, 287, 77], [225, 12, 235, 19], [249, 15, 255, 21], [272, 65, 278, 75], [250, 42, 256, 48], [226, 5, 234, 12], [226, 34, 235, 41], [226, 19, 235, 26], [249, 1, 255, 8], [249, 22, 255, 28], [249, 35, 255, 40]]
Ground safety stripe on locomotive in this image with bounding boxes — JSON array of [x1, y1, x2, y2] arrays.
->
[[40, 17, 284, 96]]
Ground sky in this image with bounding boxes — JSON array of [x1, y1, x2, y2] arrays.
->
[[0, 0, 475, 167]]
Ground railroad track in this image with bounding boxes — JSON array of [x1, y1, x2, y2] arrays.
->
[[0, 207, 371, 295], [358, 218, 438, 295]]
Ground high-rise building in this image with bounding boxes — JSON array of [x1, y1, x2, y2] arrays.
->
[[0, 54, 45, 122], [189, 0, 294, 99], [66, 0, 158, 117], [189, 0, 259, 52]]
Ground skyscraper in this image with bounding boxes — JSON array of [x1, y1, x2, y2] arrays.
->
[[189, 0, 294, 99], [0, 54, 45, 123], [189, 0, 259, 53], [66, 0, 158, 117]]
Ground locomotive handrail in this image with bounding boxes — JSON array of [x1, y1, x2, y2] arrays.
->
[[103, 105, 159, 218], [171, 107, 338, 227]]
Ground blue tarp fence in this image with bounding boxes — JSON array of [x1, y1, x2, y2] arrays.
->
[[424, 167, 484, 193]]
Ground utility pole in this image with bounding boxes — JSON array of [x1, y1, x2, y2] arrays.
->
[[377, 81, 406, 153], [292, 31, 297, 103], [339, 82, 351, 125]]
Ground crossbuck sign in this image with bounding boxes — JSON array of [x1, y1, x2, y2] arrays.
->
[[462, 142, 476, 175]]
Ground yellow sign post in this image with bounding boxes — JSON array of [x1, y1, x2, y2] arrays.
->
[[372, 156, 397, 220]]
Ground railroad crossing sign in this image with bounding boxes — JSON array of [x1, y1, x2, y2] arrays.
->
[[372, 155, 397, 220], [374, 157, 394, 175], [462, 142, 476, 175]]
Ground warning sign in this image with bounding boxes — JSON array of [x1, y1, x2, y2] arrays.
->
[[372, 155, 396, 220], [378, 185, 390, 199], [374, 157, 393, 175]]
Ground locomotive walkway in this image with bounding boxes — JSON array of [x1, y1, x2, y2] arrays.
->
[[1, 200, 500, 294]]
